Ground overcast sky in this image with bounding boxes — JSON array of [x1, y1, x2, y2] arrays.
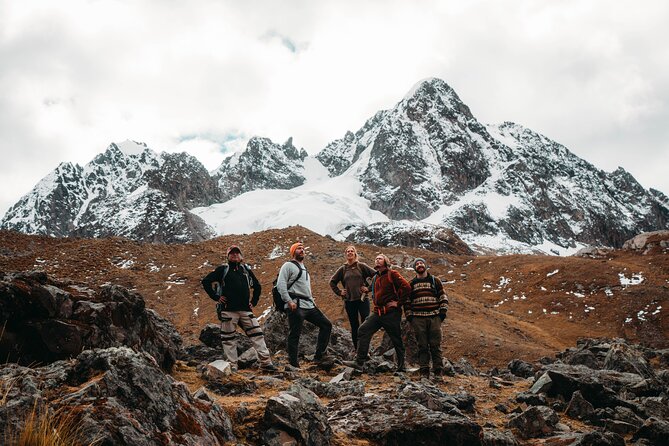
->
[[1, 0, 668, 215]]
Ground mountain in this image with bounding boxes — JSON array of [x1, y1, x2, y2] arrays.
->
[[2, 78, 668, 253], [212, 136, 308, 201], [0, 141, 219, 243], [317, 78, 669, 251]]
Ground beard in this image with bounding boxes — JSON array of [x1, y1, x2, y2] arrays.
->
[[416, 266, 426, 274], [295, 252, 305, 261]]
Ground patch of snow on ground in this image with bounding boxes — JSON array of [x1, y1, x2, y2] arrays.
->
[[619, 272, 644, 286], [547, 269, 559, 277], [268, 245, 285, 260]]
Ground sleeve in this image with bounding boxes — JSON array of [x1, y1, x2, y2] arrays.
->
[[404, 278, 415, 318], [249, 268, 261, 303], [361, 262, 376, 278], [392, 270, 412, 307], [436, 277, 449, 314], [329, 266, 344, 296], [201, 266, 225, 302], [276, 262, 296, 304]]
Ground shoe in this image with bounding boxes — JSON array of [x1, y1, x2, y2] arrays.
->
[[260, 363, 278, 372], [396, 363, 406, 373], [314, 354, 333, 363], [285, 364, 300, 372], [342, 359, 363, 371]]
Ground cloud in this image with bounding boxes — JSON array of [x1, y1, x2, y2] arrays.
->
[[1, 0, 668, 215]]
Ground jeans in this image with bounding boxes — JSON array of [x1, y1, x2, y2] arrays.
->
[[410, 315, 443, 373], [287, 307, 332, 366], [344, 298, 370, 348], [356, 310, 405, 369]]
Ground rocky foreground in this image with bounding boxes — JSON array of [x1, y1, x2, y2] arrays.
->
[[1, 271, 668, 445]]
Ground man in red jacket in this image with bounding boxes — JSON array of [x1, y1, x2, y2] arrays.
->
[[343, 254, 411, 372]]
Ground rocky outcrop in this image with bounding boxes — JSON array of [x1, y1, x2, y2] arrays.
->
[[346, 221, 474, 255], [0, 347, 234, 445], [622, 230, 669, 252], [0, 271, 181, 371], [213, 137, 309, 202]]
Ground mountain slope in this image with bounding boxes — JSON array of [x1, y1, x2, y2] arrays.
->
[[0, 141, 218, 243]]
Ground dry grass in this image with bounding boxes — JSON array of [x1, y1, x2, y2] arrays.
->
[[4, 402, 101, 446]]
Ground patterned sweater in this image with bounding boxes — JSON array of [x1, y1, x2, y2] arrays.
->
[[406, 274, 449, 318]]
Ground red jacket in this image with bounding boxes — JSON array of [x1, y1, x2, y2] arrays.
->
[[372, 269, 411, 312]]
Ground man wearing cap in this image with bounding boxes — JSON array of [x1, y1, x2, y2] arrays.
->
[[202, 245, 277, 372], [277, 242, 332, 369], [406, 257, 449, 381]]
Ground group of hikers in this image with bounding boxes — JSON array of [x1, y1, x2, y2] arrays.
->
[[201, 242, 449, 381]]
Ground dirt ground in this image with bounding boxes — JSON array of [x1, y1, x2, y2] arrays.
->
[[1, 226, 667, 368]]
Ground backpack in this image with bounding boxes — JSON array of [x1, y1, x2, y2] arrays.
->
[[272, 260, 303, 313]]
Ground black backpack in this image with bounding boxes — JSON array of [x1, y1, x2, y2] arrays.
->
[[210, 263, 254, 319], [272, 260, 302, 312]]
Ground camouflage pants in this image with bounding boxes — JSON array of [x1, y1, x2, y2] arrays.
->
[[220, 311, 272, 368]]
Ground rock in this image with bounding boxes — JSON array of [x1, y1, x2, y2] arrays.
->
[[294, 377, 365, 398], [453, 358, 479, 376], [529, 372, 552, 394], [603, 342, 656, 380], [198, 323, 222, 348], [482, 428, 519, 445], [329, 368, 354, 383], [623, 230, 669, 250], [565, 390, 596, 422], [632, 417, 669, 445], [263, 384, 332, 446], [573, 246, 614, 258], [263, 427, 299, 446], [0, 272, 181, 371], [570, 431, 625, 446], [515, 391, 547, 406], [397, 381, 468, 416], [0, 347, 234, 445], [205, 360, 232, 379], [327, 394, 483, 445], [507, 359, 535, 378], [639, 396, 669, 419], [507, 406, 559, 439]]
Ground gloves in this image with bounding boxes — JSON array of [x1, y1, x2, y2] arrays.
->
[[439, 313, 446, 322], [251, 296, 259, 307]]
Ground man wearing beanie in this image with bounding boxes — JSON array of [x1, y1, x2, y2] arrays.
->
[[406, 257, 449, 381], [277, 242, 332, 369], [202, 245, 277, 372]]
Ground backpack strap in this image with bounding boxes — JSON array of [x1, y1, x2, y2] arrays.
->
[[287, 260, 303, 290]]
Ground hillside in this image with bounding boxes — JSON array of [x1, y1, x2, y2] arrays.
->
[[1, 228, 666, 367]]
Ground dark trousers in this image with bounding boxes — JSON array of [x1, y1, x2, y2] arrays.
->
[[356, 310, 405, 368], [287, 307, 332, 366], [410, 315, 443, 373], [344, 299, 370, 348]]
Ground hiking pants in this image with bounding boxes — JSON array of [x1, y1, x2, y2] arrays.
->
[[220, 310, 272, 368], [344, 298, 370, 348], [287, 307, 332, 366], [410, 315, 443, 374], [356, 310, 405, 369]]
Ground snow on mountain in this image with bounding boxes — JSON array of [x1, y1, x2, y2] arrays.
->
[[192, 156, 389, 237], [317, 78, 669, 251], [212, 136, 308, 202], [1, 141, 217, 243]]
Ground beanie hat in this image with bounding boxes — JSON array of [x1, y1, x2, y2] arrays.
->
[[289, 242, 303, 257], [413, 257, 427, 271]]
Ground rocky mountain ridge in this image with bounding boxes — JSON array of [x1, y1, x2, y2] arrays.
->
[[2, 78, 668, 252]]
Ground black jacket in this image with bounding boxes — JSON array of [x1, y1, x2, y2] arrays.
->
[[201, 262, 261, 311]]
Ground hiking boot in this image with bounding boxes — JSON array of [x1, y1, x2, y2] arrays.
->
[[342, 359, 363, 371], [260, 363, 278, 372], [284, 364, 300, 372]]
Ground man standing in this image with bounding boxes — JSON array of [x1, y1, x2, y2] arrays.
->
[[344, 254, 411, 372], [406, 257, 449, 381], [277, 242, 332, 369], [202, 245, 277, 372]]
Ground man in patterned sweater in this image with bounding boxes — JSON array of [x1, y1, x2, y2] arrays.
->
[[406, 257, 449, 381]]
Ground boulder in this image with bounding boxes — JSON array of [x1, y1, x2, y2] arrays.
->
[[327, 394, 483, 445], [507, 359, 535, 378], [294, 377, 365, 398], [570, 431, 625, 446], [603, 342, 656, 380], [0, 347, 234, 445], [507, 406, 559, 439], [481, 428, 518, 445], [515, 391, 547, 407], [397, 381, 471, 415], [631, 417, 669, 445], [263, 384, 332, 446], [0, 272, 181, 371], [565, 390, 596, 422]]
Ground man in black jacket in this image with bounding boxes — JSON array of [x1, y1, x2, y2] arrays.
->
[[202, 245, 276, 372]]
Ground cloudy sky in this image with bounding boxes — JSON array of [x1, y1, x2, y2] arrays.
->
[[1, 0, 668, 215]]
